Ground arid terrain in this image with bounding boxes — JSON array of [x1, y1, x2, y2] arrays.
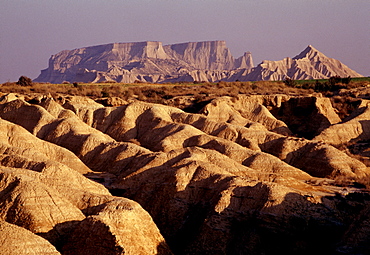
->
[[1, 78, 370, 254], [34, 41, 362, 84]]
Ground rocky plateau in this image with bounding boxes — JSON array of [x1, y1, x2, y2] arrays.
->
[[34, 41, 362, 84], [1, 82, 370, 254]]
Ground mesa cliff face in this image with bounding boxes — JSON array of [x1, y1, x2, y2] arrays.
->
[[35, 41, 361, 83], [163, 41, 236, 70], [36, 42, 171, 83], [35, 41, 250, 84]]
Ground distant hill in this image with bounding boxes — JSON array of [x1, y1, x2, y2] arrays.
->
[[236, 45, 363, 81], [35, 41, 362, 83]]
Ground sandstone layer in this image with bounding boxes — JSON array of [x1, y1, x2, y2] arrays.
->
[[35, 41, 253, 84], [0, 109, 171, 254], [242, 45, 362, 81], [35, 42, 361, 83], [0, 91, 369, 254]]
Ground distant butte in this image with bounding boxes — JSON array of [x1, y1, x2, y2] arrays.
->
[[34, 41, 362, 83]]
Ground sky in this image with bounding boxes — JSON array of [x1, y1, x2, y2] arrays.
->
[[1, 0, 369, 83]]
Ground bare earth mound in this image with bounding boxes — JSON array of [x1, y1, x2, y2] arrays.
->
[[0, 89, 370, 254]]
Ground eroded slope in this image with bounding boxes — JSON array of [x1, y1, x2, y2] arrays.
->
[[0, 93, 369, 254]]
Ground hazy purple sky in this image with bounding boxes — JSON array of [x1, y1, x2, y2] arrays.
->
[[1, 0, 369, 83]]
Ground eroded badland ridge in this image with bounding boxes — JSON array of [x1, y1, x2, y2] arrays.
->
[[34, 41, 362, 84], [1, 76, 370, 254]]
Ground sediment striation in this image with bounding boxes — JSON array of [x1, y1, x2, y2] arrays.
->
[[35, 41, 361, 84], [0, 90, 370, 254]]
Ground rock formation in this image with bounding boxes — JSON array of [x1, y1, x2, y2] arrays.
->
[[234, 51, 254, 69], [314, 100, 370, 146], [0, 221, 60, 255], [0, 111, 172, 254], [0, 90, 370, 254], [163, 41, 236, 70], [274, 96, 342, 139], [35, 42, 361, 83], [241, 45, 363, 81], [35, 41, 252, 84]]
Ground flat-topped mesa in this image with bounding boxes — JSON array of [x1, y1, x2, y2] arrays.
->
[[35, 41, 170, 83], [54, 41, 168, 70], [35, 40, 255, 83]]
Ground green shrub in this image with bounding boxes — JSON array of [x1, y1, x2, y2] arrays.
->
[[341, 76, 351, 85], [283, 77, 297, 87]]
